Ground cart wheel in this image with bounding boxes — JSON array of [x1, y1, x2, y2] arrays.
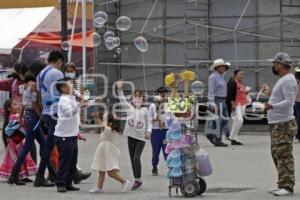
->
[[198, 177, 207, 195], [180, 180, 200, 198]]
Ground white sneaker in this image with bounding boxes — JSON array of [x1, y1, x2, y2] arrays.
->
[[89, 187, 103, 193], [121, 180, 131, 193], [268, 187, 279, 194], [273, 189, 293, 196]]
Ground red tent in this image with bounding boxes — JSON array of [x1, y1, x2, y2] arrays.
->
[[24, 30, 95, 49]]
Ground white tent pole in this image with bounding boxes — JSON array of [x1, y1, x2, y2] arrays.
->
[[82, 0, 87, 84], [68, 0, 80, 63]]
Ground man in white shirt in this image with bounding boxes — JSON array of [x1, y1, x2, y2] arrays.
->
[[263, 52, 298, 197]]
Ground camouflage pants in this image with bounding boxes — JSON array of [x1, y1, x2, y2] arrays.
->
[[270, 119, 297, 192]]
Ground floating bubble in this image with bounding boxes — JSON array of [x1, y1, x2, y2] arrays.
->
[[190, 81, 205, 95], [92, 32, 101, 47], [94, 11, 108, 23], [116, 47, 122, 54], [105, 37, 115, 50], [112, 37, 121, 47], [116, 16, 132, 31], [113, 54, 117, 58], [94, 18, 105, 28], [134, 36, 149, 53], [104, 31, 115, 40], [61, 41, 70, 51], [153, 27, 158, 32], [124, 47, 128, 51]]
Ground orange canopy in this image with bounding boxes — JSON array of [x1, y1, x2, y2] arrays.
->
[[24, 31, 95, 49]]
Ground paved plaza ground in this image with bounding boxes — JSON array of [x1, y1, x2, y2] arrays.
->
[[0, 133, 299, 200]]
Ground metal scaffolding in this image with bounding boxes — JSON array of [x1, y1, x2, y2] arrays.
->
[[94, 0, 300, 92]]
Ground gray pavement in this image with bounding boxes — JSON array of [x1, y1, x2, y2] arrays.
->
[[0, 133, 299, 200]]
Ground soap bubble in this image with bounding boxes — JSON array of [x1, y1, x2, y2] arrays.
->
[[105, 37, 115, 50], [92, 32, 101, 47], [116, 16, 132, 31], [104, 31, 115, 40], [113, 54, 117, 58], [94, 18, 105, 28], [94, 11, 108, 23], [61, 41, 70, 51], [116, 47, 122, 54], [112, 37, 121, 47], [133, 36, 149, 52], [190, 81, 205, 95]]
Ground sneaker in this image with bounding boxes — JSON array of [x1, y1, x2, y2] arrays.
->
[[214, 142, 228, 147], [89, 187, 103, 193], [121, 180, 131, 193], [152, 169, 158, 176], [268, 187, 279, 194], [131, 180, 143, 191], [231, 140, 243, 145], [273, 189, 293, 196]]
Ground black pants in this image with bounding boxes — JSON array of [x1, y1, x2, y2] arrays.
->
[[128, 137, 145, 179], [55, 136, 78, 187]]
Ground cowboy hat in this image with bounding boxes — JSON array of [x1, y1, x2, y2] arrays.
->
[[210, 58, 231, 71]]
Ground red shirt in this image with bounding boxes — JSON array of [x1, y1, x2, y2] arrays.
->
[[235, 80, 248, 105]]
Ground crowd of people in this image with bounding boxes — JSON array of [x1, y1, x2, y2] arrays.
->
[[0, 50, 299, 197]]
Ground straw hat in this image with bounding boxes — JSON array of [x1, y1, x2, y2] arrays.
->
[[210, 58, 231, 71]]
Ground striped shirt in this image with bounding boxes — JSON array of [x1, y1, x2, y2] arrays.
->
[[208, 71, 227, 102]]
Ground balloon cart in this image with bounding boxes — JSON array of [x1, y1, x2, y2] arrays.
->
[[164, 71, 212, 198]]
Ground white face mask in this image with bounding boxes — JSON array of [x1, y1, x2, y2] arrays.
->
[[65, 72, 76, 79]]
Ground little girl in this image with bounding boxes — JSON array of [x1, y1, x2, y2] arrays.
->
[[89, 112, 130, 193], [117, 80, 152, 191], [0, 99, 37, 183]]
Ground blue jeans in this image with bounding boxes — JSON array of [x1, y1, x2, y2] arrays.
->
[[151, 129, 168, 169], [295, 102, 300, 139], [11, 110, 54, 176], [215, 98, 230, 143], [36, 114, 57, 176]]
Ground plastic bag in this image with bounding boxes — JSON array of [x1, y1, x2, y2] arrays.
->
[[195, 148, 213, 177]]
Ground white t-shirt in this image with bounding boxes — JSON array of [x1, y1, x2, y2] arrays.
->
[[148, 102, 169, 129], [37, 65, 64, 115], [54, 94, 80, 137], [119, 91, 152, 142], [267, 73, 298, 124]]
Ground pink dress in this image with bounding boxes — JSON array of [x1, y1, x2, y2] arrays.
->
[[0, 114, 37, 180]]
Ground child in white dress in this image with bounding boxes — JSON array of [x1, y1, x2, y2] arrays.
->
[[89, 113, 130, 193]]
